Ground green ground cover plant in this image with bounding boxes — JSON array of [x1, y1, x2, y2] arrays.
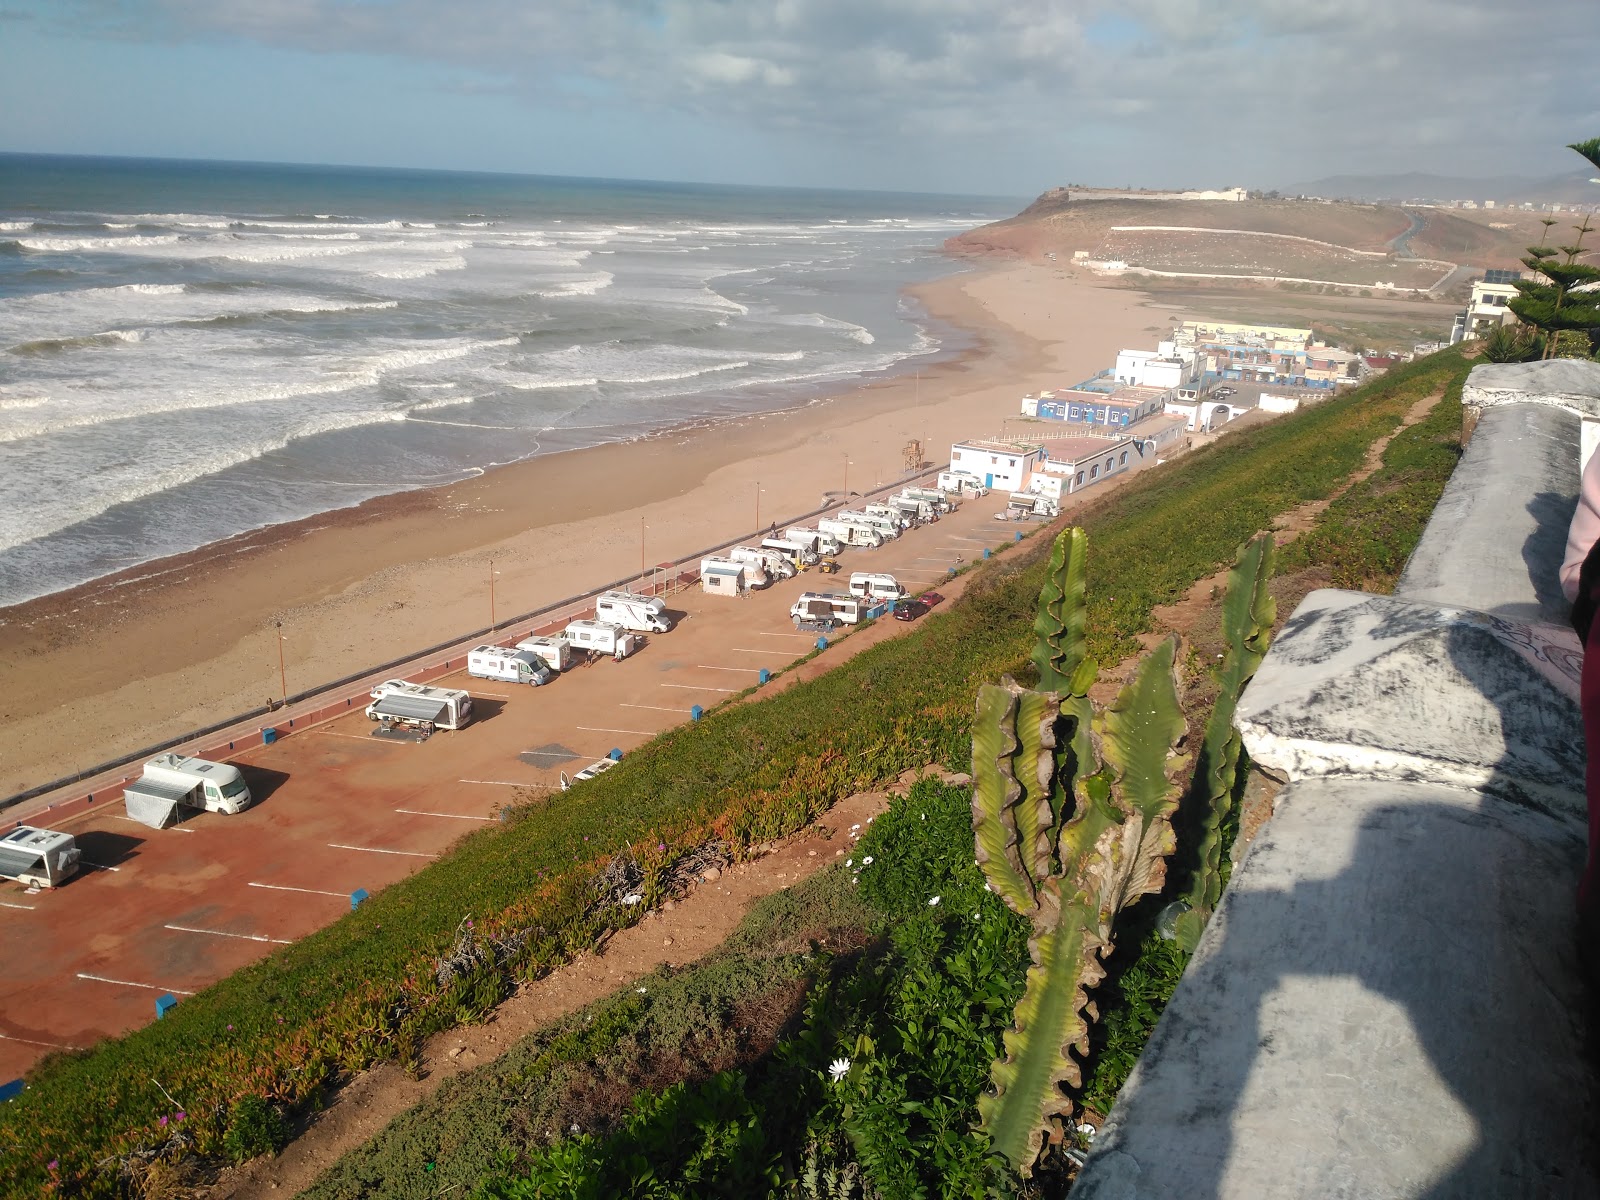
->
[[0, 347, 1471, 1197]]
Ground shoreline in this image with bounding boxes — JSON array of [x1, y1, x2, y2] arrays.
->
[[0, 261, 1179, 795]]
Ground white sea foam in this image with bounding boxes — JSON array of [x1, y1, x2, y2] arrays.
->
[[530, 272, 615, 299], [0, 221, 32, 231], [14, 234, 181, 252]]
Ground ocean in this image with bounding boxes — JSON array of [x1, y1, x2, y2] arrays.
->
[[0, 153, 1017, 609]]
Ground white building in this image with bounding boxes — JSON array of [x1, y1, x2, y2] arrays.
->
[[948, 439, 1047, 492], [1113, 342, 1195, 391], [1035, 434, 1138, 495], [1454, 277, 1520, 342]]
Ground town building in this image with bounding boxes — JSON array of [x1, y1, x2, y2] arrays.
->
[[1450, 271, 1522, 344], [1113, 342, 1197, 390], [1175, 321, 1315, 386], [1020, 382, 1170, 429], [947, 438, 1046, 491], [1035, 434, 1139, 494]]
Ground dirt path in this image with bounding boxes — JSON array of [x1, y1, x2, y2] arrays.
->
[[201, 770, 966, 1198]]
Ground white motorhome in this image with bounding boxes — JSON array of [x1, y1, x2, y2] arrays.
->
[[839, 509, 900, 540], [595, 591, 672, 633], [761, 536, 818, 568], [138, 753, 252, 815], [366, 680, 474, 730], [468, 645, 553, 686], [0, 826, 81, 888], [515, 634, 573, 673], [701, 556, 754, 596], [888, 496, 929, 524], [1006, 492, 1060, 519], [731, 545, 795, 580], [790, 591, 862, 626], [938, 470, 988, 497], [848, 572, 907, 602], [818, 517, 882, 549], [902, 486, 954, 513], [864, 503, 913, 530], [785, 526, 842, 557], [565, 619, 643, 659]]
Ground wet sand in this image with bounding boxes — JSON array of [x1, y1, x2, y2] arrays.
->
[[0, 261, 1183, 796]]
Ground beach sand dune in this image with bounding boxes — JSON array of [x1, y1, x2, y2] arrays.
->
[[0, 263, 1177, 797]]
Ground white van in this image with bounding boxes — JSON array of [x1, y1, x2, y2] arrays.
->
[[731, 545, 796, 580], [849, 572, 907, 602], [817, 518, 882, 549], [596, 591, 671, 633], [786, 526, 842, 557], [938, 470, 988, 497], [366, 680, 474, 730], [468, 645, 553, 686], [565, 619, 643, 659], [138, 752, 253, 815], [761, 537, 818, 568], [839, 509, 900, 540], [516, 634, 573, 673], [791, 591, 862, 626]]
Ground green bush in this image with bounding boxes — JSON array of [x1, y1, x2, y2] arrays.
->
[[222, 1094, 288, 1163]]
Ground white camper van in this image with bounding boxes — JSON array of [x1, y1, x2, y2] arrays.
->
[[786, 526, 842, 557], [468, 645, 553, 686], [863, 503, 913, 531], [731, 545, 796, 580], [596, 591, 672, 633], [848, 572, 907, 602], [516, 634, 573, 673], [1005, 492, 1060, 519], [937, 470, 988, 497], [902, 486, 954, 513], [0, 826, 81, 888], [143, 753, 252, 814], [839, 510, 900, 540], [367, 680, 474, 730], [565, 619, 643, 659], [790, 591, 861, 626], [701, 556, 753, 596], [817, 517, 882, 549], [761, 537, 818, 568]]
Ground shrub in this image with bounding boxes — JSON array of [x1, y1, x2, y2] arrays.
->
[[222, 1094, 288, 1163]]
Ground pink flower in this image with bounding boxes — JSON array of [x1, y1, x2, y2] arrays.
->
[[159, 1116, 168, 1127], [47, 1160, 57, 1172]]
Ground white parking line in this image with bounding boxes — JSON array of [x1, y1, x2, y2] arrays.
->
[[115, 816, 193, 834], [248, 881, 348, 898], [660, 683, 740, 692], [576, 726, 656, 736], [80, 861, 120, 873], [0, 900, 36, 911], [394, 808, 495, 821], [469, 692, 511, 700], [754, 631, 815, 638], [620, 703, 688, 714], [317, 730, 407, 743], [693, 664, 759, 673], [326, 843, 439, 859], [165, 923, 293, 945], [0, 1031, 81, 1050], [76, 972, 195, 995], [730, 647, 795, 654], [459, 778, 532, 786]]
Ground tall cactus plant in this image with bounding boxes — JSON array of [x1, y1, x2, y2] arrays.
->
[[972, 528, 1187, 1174], [1167, 533, 1276, 952]]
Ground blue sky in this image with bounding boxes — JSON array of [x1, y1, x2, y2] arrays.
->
[[3, 0, 1597, 195]]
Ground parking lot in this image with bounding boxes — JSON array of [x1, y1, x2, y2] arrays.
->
[[0, 489, 1026, 1078]]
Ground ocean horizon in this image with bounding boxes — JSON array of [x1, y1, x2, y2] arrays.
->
[[0, 152, 1020, 609]]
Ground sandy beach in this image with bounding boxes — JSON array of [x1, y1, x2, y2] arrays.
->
[[0, 260, 1180, 797]]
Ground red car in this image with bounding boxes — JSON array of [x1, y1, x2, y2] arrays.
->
[[892, 591, 944, 622]]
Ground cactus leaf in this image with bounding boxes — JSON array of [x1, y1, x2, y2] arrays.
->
[[972, 681, 1058, 913], [1033, 527, 1089, 693]]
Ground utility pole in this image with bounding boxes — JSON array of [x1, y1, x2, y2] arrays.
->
[[274, 620, 287, 705], [640, 516, 647, 589], [488, 560, 496, 630]]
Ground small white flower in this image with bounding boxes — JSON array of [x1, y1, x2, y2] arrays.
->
[[1077, 1123, 1097, 1140], [928, 896, 941, 906], [846, 858, 853, 867], [828, 1057, 851, 1082], [920, 813, 926, 820], [983, 882, 992, 891], [850, 824, 861, 831], [621, 893, 643, 906], [571, 1123, 582, 1134], [862, 855, 874, 865], [636, 987, 647, 994]]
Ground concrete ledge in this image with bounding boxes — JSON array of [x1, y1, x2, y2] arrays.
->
[[1072, 778, 1598, 1200], [1462, 359, 1600, 419], [1395, 402, 1577, 624]]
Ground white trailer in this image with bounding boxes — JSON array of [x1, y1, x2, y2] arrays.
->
[[701, 557, 754, 596], [938, 470, 988, 497], [863, 503, 913, 530], [790, 591, 862, 626], [785, 526, 842, 557], [731, 545, 796, 580], [367, 680, 474, 729], [595, 591, 672, 633], [515, 634, 573, 673], [761, 536, 818, 568], [468, 645, 553, 686], [840, 509, 901, 540], [0, 826, 81, 888], [902, 486, 954, 513], [564, 619, 643, 659], [136, 753, 253, 816], [887, 496, 928, 524], [818, 517, 882, 548], [849, 572, 907, 601]]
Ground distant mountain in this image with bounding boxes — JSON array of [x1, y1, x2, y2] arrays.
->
[[1281, 170, 1598, 205]]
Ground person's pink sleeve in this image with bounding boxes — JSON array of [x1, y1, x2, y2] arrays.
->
[[1562, 447, 1600, 602]]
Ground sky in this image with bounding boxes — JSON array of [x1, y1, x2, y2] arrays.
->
[[2, 0, 1598, 197]]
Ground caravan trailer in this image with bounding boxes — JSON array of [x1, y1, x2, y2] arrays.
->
[[366, 680, 474, 730], [516, 634, 573, 673], [468, 646, 553, 686], [596, 591, 672, 633], [565, 619, 643, 659], [700, 557, 753, 596], [0, 826, 81, 888]]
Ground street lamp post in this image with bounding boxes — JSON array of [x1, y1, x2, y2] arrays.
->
[[274, 620, 287, 705], [754, 479, 760, 535], [488, 560, 497, 630], [640, 516, 647, 588]]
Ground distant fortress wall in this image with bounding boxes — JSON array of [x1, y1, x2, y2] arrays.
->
[[1070, 187, 1249, 202]]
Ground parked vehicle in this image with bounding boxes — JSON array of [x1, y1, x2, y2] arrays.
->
[[467, 645, 553, 686], [761, 536, 818, 568], [366, 680, 474, 730], [0, 826, 81, 888], [863, 503, 914, 530], [817, 518, 882, 549], [596, 591, 672, 633], [888, 496, 931, 524], [892, 598, 929, 622], [790, 591, 861, 627], [564, 619, 643, 659], [786, 526, 843, 557], [701, 556, 758, 596], [937, 470, 988, 497], [901, 486, 954, 513], [1006, 492, 1060, 519], [849, 572, 907, 602], [839, 509, 900, 540], [124, 753, 253, 827], [731, 544, 796, 580], [815, 558, 842, 575], [515, 634, 573, 673]]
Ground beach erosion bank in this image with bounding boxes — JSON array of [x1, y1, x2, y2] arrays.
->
[[0, 261, 1179, 796]]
